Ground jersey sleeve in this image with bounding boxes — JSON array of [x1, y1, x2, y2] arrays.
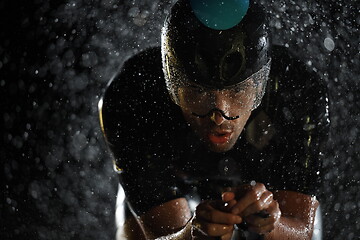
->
[[98, 47, 184, 215]]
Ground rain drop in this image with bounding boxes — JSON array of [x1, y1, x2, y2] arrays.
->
[[324, 37, 335, 51]]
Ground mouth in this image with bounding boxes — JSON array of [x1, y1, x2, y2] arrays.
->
[[207, 131, 233, 144]]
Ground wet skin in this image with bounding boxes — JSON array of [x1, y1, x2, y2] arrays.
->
[[180, 91, 253, 153]]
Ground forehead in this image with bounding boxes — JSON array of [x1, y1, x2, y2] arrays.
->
[[174, 59, 271, 91], [180, 73, 255, 92]]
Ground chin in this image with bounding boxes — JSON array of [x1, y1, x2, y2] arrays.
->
[[206, 141, 236, 153]]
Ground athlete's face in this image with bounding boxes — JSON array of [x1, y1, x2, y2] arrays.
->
[[180, 91, 253, 153]]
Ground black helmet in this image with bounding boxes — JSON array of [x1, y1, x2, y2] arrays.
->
[[162, 0, 271, 119]]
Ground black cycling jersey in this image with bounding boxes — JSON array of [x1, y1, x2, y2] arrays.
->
[[99, 45, 330, 216]]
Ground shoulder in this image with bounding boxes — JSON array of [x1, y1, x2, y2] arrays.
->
[[120, 46, 163, 78], [251, 46, 330, 195], [100, 47, 166, 139], [103, 47, 163, 104], [98, 47, 185, 167], [265, 45, 330, 131]]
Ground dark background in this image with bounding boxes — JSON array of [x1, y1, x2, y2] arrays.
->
[[1, 0, 359, 239]]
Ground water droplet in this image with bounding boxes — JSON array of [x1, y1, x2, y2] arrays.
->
[[324, 37, 335, 51]]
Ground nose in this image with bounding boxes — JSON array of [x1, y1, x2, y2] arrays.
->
[[212, 91, 230, 112], [209, 92, 229, 125], [210, 111, 226, 125], [211, 91, 228, 110]]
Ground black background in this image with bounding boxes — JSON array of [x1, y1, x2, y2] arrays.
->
[[1, 0, 359, 239]]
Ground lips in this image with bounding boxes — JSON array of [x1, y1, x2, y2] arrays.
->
[[208, 131, 233, 144]]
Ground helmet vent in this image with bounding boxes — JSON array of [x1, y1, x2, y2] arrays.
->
[[221, 51, 244, 81]]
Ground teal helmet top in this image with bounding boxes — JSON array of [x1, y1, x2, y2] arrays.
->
[[162, 0, 271, 89], [190, 0, 250, 30]]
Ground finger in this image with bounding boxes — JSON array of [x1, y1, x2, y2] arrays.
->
[[224, 199, 237, 212], [245, 213, 276, 227], [241, 191, 273, 217], [193, 219, 235, 237], [197, 203, 242, 225], [231, 183, 267, 215], [246, 200, 281, 225], [245, 200, 281, 232], [221, 192, 237, 212], [266, 200, 281, 221], [222, 192, 235, 202], [218, 200, 237, 213], [220, 231, 234, 240]]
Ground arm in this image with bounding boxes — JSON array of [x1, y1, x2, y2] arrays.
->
[[265, 190, 319, 240], [125, 197, 242, 240], [140, 198, 192, 239], [119, 198, 193, 240]]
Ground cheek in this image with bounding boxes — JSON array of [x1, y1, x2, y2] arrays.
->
[[233, 114, 251, 133], [182, 111, 209, 135], [181, 109, 200, 128], [191, 116, 209, 134]]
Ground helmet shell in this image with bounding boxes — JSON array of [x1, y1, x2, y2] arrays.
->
[[162, 0, 271, 89]]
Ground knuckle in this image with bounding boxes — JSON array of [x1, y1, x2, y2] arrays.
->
[[272, 200, 280, 212], [268, 215, 277, 224], [249, 190, 259, 200], [253, 202, 263, 212], [266, 205, 276, 215], [267, 191, 274, 199], [268, 200, 277, 209], [256, 182, 265, 190], [268, 209, 281, 222], [229, 215, 239, 224], [276, 210, 282, 220]]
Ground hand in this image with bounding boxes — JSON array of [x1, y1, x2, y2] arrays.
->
[[223, 183, 281, 235], [192, 200, 242, 240]]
